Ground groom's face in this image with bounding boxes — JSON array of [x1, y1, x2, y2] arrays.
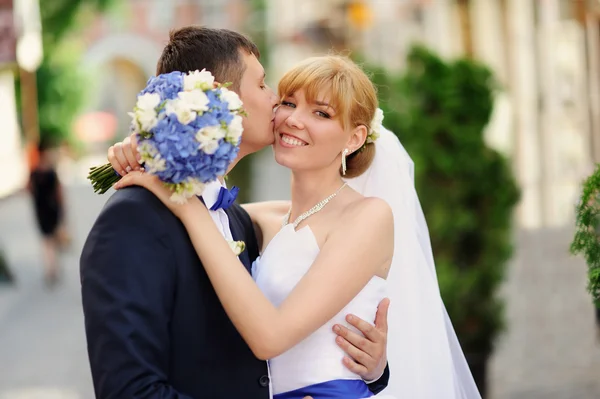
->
[[237, 51, 279, 155]]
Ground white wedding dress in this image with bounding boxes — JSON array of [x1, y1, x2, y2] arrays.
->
[[252, 223, 397, 399]]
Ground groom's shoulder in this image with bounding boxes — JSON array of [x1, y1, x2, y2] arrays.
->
[[105, 186, 161, 209], [99, 186, 176, 226]]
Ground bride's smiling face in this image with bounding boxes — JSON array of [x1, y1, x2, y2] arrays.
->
[[273, 88, 356, 172], [272, 55, 378, 177]]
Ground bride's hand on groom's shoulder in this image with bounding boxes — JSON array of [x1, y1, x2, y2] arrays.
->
[[114, 171, 204, 220], [333, 297, 390, 382]]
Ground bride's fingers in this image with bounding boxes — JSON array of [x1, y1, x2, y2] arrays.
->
[[122, 136, 141, 170], [108, 143, 127, 176], [115, 171, 180, 209], [114, 170, 157, 190]]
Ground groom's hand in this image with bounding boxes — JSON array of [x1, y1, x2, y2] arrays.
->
[[334, 297, 390, 381]]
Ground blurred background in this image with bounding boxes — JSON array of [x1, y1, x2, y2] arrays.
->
[[1, 0, 599, 398]]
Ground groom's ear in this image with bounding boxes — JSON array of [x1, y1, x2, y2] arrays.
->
[[347, 125, 368, 154]]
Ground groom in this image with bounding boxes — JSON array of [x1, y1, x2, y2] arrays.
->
[[81, 26, 390, 398]]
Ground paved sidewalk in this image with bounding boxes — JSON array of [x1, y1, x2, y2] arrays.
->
[[0, 185, 105, 398], [489, 228, 600, 399]]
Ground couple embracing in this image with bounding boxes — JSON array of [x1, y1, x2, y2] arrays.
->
[[81, 26, 480, 399]]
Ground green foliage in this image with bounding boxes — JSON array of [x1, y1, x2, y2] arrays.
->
[[245, 0, 270, 68], [40, 0, 114, 49], [36, 54, 85, 143], [367, 45, 520, 354], [26, 0, 115, 144], [570, 164, 600, 306]]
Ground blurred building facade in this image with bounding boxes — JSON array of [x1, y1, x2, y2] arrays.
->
[[77, 0, 600, 230], [0, 0, 40, 199], [264, 0, 600, 229], [78, 0, 249, 145]]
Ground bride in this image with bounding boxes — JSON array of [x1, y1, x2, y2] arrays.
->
[[113, 55, 481, 398]]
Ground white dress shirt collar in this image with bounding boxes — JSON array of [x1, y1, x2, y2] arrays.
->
[[202, 179, 227, 210]]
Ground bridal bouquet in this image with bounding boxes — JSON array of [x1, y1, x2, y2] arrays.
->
[[88, 69, 245, 203]]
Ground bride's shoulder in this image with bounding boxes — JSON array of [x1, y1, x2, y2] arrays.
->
[[340, 196, 393, 231]]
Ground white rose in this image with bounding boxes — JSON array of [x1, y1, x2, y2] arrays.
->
[[144, 155, 167, 174], [189, 179, 206, 196], [199, 139, 219, 155], [226, 115, 244, 144], [136, 109, 159, 131], [128, 112, 141, 134], [178, 90, 210, 113], [227, 240, 246, 256], [373, 107, 384, 126], [219, 87, 243, 110], [196, 132, 220, 154], [136, 93, 161, 111], [367, 108, 384, 143], [169, 179, 205, 204], [165, 98, 197, 125], [184, 69, 215, 91], [196, 125, 226, 142], [138, 141, 158, 158]]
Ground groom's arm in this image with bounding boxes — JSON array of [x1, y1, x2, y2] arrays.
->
[[366, 365, 390, 395], [81, 188, 193, 399]]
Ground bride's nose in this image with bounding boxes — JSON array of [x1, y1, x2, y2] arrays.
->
[[285, 113, 304, 130]]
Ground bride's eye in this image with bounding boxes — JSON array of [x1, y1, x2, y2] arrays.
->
[[315, 110, 331, 119], [281, 101, 296, 108]]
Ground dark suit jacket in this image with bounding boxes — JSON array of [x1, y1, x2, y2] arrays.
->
[[81, 186, 389, 398]]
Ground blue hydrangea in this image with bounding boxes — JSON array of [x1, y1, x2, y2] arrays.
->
[[140, 72, 184, 102]]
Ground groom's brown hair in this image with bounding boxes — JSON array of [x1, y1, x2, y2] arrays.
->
[[156, 26, 260, 91]]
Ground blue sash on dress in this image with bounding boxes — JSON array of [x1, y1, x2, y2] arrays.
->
[[274, 379, 374, 399]]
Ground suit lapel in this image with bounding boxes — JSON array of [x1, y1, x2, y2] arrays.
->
[[224, 207, 253, 274]]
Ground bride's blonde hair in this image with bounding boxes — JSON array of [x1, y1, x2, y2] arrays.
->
[[277, 55, 378, 178]]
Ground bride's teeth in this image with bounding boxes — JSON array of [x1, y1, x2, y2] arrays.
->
[[282, 135, 305, 146]]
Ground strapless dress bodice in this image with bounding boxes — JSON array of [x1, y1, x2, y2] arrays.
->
[[252, 224, 387, 398]]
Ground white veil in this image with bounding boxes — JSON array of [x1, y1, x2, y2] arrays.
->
[[345, 127, 481, 398]]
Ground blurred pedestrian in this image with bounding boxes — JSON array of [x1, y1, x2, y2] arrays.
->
[[27, 138, 65, 286]]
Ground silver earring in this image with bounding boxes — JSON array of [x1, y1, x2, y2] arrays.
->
[[342, 148, 349, 175]]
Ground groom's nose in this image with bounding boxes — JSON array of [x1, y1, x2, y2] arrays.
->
[[268, 87, 278, 103]]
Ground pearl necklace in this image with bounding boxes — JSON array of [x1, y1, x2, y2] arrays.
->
[[283, 182, 348, 228]]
